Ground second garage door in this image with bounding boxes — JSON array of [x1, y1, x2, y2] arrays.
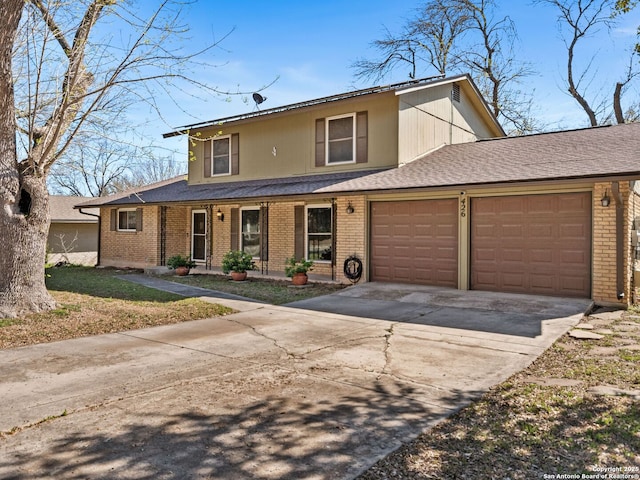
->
[[370, 199, 458, 287], [470, 192, 592, 298]]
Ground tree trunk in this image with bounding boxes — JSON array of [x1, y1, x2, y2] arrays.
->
[[0, 0, 57, 318], [0, 178, 57, 318]]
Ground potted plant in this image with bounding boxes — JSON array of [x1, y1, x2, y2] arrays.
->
[[166, 254, 197, 276], [221, 250, 256, 281], [285, 257, 314, 285]]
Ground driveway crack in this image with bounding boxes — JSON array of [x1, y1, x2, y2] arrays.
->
[[224, 317, 299, 359], [379, 323, 397, 379]]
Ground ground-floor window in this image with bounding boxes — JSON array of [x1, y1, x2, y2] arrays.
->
[[117, 208, 138, 232], [307, 205, 332, 261], [241, 208, 260, 258]]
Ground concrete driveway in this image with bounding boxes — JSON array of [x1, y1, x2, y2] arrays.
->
[[0, 279, 590, 479]]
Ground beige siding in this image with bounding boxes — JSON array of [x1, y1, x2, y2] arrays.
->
[[48, 223, 98, 253], [188, 92, 399, 184], [397, 82, 498, 165]]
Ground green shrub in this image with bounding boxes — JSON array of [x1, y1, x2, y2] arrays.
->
[[221, 250, 256, 274]]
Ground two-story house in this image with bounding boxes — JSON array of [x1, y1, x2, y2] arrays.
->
[[78, 74, 640, 306]]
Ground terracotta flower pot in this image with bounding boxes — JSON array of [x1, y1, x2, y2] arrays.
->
[[175, 266, 190, 276], [291, 273, 308, 285], [231, 271, 247, 281]]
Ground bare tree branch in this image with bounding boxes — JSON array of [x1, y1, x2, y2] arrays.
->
[[540, 0, 639, 125], [351, 0, 538, 134]]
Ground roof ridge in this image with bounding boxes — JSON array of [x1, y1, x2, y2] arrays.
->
[[476, 123, 618, 143], [163, 74, 459, 137]]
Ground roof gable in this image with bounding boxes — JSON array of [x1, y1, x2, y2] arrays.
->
[[163, 74, 503, 138]]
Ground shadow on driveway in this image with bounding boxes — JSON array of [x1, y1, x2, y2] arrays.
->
[[0, 381, 480, 480], [286, 283, 591, 338]]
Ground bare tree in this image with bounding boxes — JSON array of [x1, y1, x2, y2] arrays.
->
[[352, 2, 471, 79], [352, 0, 539, 134], [49, 134, 134, 197], [540, 0, 639, 125], [126, 153, 185, 187], [0, 0, 228, 317]]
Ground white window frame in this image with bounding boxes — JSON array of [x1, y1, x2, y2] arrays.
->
[[240, 207, 261, 259], [325, 113, 356, 165], [305, 204, 332, 263], [191, 209, 207, 263], [117, 208, 137, 232], [211, 135, 232, 177]]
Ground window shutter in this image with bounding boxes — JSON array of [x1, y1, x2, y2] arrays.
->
[[136, 208, 143, 232], [315, 118, 325, 167], [231, 133, 239, 175], [260, 205, 269, 261], [203, 139, 212, 177], [294, 205, 304, 259], [230, 208, 239, 251], [356, 111, 368, 164], [110, 209, 117, 231]]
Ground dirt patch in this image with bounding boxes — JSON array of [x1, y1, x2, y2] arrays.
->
[[359, 307, 640, 479]]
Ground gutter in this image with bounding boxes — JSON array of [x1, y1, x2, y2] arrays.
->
[[78, 208, 101, 267]]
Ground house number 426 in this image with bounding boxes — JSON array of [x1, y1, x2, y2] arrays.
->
[[460, 198, 467, 218]]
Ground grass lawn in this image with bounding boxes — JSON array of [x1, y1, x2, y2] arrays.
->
[[359, 307, 640, 479], [167, 271, 347, 305], [0, 266, 346, 350], [0, 266, 233, 349], [2, 266, 638, 476]]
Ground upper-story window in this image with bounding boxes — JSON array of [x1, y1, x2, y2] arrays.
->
[[212, 136, 231, 176], [326, 114, 355, 165], [315, 111, 367, 168], [203, 133, 239, 177]]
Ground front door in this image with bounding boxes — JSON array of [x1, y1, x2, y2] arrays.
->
[[191, 210, 207, 262]]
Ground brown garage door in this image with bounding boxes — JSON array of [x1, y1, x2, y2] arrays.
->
[[370, 199, 458, 287], [471, 193, 591, 298]]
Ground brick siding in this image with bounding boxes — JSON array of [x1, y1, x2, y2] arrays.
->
[[100, 185, 638, 299], [592, 181, 635, 305], [100, 206, 160, 268]]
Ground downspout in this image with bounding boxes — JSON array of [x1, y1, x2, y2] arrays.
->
[[611, 182, 625, 301], [78, 208, 101, 266]]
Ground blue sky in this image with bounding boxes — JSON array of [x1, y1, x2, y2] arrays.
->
[[134, 0, 640, 155]]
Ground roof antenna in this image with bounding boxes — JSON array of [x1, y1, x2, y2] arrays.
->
[[252, 92, 267, 110]]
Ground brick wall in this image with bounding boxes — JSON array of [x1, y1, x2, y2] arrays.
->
[[100, 206, 160, 268], [263, 202, 296, 275], [211, 205, 232, 265], [626, 183, 640, 303], [592, 181, 635, 305], [335, 195, 367, 284], [165, 206, 190, 261], [204, 199, 366, 283]]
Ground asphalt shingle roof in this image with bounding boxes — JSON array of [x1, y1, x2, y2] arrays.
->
[[50, 196, 99, 222], [75, 170, 390, 207], [318, 123, 640, 194], [76, 123, 640, 209]]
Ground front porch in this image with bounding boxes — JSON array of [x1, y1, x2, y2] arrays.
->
[[144, 264, 340, 285]]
